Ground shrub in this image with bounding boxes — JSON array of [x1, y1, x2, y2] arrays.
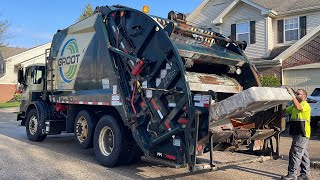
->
[[260, 75, 281, 87], [13, 93, 21, 102]]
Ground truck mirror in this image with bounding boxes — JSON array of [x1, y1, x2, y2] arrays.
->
[[238, 41, 247, 51], [17, 68, 24, 84], [164, 22, 174, 36]]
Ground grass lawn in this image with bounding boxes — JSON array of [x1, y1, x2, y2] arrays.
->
[[0, 102, 20, 108]]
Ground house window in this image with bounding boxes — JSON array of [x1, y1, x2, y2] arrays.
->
[[284, 17, 299, 42], [236, 22, 250, 43]]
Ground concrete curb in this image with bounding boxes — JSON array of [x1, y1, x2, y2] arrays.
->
[[311, 161, 320, 169], [0, 107, 19, 113]]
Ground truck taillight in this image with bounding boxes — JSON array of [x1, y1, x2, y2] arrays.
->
[[55, 103, 68, 111]]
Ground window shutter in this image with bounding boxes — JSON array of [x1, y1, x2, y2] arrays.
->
[[300, 16, 307, 38], [231, 24, 236, 41], [250, 21, 256, 44], [277, 20, 284, 43]]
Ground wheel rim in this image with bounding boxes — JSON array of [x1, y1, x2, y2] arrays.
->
[[99, 126, 114, 156], [29, 116, 38, 135], [76, 116, 88, 143]]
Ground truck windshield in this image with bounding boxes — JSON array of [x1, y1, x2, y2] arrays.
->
[[311, 88, 320, 96]]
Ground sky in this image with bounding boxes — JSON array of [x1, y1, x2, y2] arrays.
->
[[0, 0, 203, 48]]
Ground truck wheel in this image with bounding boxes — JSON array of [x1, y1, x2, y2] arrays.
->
[[26, 109, 47, 142], [94, 115, 124, 167], [74, 110, 95, 149]]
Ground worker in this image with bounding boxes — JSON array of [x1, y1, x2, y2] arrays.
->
[[282, 88, 311, 180]]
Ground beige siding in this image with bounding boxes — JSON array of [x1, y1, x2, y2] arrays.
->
[[220, 3, 266, 58], [0, 43, 51, 85], [266, 17, 274, 54], [283, 68, 320, 95], [187, 0, 233, 32], [273, 11, 320, 46], [306, 11, 320, 34], [272, 18, 278, 46]]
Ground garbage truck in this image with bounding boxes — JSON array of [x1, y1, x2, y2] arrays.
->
[[17, 5, 291, 171]]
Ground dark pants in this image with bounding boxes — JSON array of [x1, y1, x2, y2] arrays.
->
[[288, 135, 310, 177]]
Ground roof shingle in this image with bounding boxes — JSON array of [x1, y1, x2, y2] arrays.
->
[[250, 0, 320, 14], [0, 46, 29, 59]]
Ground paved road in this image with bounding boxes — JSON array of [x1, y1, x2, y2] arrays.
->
[[0, 107, 320, 180]]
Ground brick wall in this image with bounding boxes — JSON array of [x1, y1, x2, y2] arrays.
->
[[0, 84, 16, 103], [256, 35, 320, 84], [283, 35, 320, 69]]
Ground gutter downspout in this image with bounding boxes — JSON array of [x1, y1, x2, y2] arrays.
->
[[280, 58, 284, 85], [265, 17, 269, 58]]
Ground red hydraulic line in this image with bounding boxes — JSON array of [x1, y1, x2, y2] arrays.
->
[[131, 81, 137, 114]]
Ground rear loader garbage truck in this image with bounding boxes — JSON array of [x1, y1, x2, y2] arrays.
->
[[17, 5, 291, 172]]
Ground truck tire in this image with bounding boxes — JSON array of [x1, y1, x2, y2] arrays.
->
[[26, 109, 47, 142], [74, 110, 95, 149], [94, 115, 125, 167]]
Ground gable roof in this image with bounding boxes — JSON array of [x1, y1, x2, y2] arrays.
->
[[186, 0, 210, 22], [211, 0, 320, 24], [9, 42, 51, 67], [0, 46, 29, 59], [251, 0, 320, 15], [213, 0, 277, 25], [187, 0, 235, 29], [275, 25, 320, 63]]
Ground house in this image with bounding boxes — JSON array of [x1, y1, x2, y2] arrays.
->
[[0, 46, 28, 79], [187, 0, 320, 94], [0, 43, 51, 102], [0, 46, 28, 103]]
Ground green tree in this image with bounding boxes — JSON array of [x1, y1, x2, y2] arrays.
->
[[0, 18, 9, 48], [260, 75, 281, 87], [77, 3, 94, 22]]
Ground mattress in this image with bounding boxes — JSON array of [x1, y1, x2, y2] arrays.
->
[[209, 87, 292, 123]]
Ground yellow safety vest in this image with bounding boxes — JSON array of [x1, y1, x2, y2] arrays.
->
[[286, 101, 311, 138]]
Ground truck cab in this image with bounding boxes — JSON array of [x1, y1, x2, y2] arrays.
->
[[17, 63, 45, 125]]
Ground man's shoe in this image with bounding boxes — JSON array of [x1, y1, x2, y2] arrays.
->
[[298, 175, 311, 180], [281, 174, 297, 180]]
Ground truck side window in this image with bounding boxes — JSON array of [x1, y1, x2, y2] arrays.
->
[[33, 69, 43, 84]]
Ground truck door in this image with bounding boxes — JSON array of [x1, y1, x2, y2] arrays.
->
[[20, 66, 45, 110]]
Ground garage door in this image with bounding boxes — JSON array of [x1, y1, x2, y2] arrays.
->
[[283, 68, 320, 95]]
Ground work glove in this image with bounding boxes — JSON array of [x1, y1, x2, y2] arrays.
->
[[286, 87, 295, 98]]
